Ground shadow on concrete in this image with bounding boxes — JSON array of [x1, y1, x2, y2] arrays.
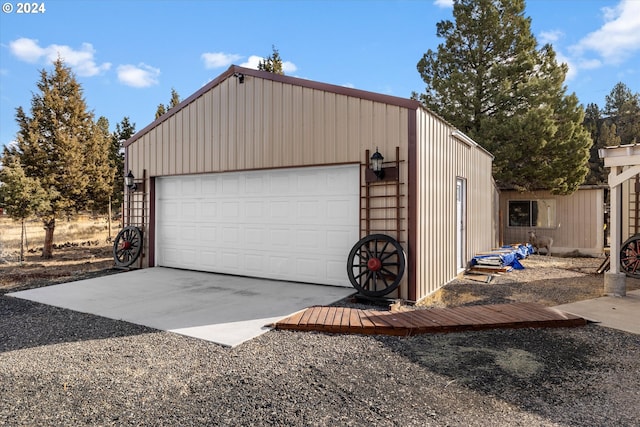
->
[[0, 295, 158, 353]]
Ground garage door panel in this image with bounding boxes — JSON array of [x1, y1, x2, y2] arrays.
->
[[156, 165, 359, 286], [199, 250, 218, 268], [201, 201, 217, 217], [326, 260, 347, 282], [200, 226, 217, 242]]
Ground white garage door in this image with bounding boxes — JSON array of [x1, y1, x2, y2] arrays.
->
[[155, 165, 360, 287]]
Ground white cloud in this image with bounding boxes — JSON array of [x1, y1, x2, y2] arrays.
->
[[9, 38, 44, 63], [201, 52, 242, 69], [8, 38, 111, 76], [240, 55, 262, 69], [117, 63, 160, 88], [433, 0, 453, 8], [240, 55, 298, 73], [538, 30, 563, 45], [282, 61, 298, 74], [572, 0, 640, 64]]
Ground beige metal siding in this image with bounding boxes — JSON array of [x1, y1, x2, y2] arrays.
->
[[128, 78, 408, 174], [126, 73, 410, 294], [500, 188, 605, 255], [414, 110, 495, 300]]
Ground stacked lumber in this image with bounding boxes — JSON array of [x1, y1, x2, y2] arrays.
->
[[464, 243, 533, 282]]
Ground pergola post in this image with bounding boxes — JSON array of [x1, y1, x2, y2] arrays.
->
[[599, 144, 640, 296]]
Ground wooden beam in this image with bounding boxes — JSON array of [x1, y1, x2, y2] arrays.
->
[[608, 164, 640, 188]]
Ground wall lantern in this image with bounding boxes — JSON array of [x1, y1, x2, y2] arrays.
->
[[365, 147, 399, 183], [125, 170, 137, 191], [233, 72, 245, 84], [371, 148, 385, 179]]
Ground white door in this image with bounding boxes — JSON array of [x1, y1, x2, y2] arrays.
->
[[456, 178, 467, 271], [155, 165, 360, 287]]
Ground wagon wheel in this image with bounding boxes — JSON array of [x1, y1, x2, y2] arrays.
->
[[113, 226, 143, 267], [620, 234, 640, 279], [347, 234, 406, 297]]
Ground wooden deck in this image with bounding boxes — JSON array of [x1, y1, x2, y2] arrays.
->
[[272, 302, 586, 336]]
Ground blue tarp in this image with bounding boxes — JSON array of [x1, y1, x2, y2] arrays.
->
[[471, 244, 532, 270], [503, 244, 533, 259]]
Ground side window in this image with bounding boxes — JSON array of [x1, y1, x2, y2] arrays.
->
[[508, 200, 530, 227], [508, 199, 556, 228], [532, 199, 556, 228]]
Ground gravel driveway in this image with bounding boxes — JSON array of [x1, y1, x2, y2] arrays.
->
[[2, 291, 639, 426]]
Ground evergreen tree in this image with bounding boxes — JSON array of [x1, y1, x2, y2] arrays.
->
[[168, 88, 181, 109], [584, 103, 606, 185], [584, 83, 640, 184], [155, 88, 181, 119], [604, 83, 640, 146], [110, 117, 136, 208], [258, 46, 284, 75], [155, 103, 166, 120], [416, 0, 591, 194], [85, 116, 114, 213], [598, 122, 621, 147], [604, 82, 640, 118], [0, 157, 49, 261], [1, 58, 105, 258]]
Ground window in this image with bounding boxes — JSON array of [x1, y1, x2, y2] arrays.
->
[[508, 199, 556, 228]]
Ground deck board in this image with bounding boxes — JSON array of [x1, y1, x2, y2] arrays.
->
[[273, 302, 586, 336]]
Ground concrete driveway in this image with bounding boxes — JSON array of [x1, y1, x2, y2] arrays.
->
[[7, 267, 355, 347]]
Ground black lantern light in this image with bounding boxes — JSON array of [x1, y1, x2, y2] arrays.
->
[[371, 148, 384, 179], [125, 170, 137, 191]]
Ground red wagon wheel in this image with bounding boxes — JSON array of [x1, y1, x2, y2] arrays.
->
[[620, 234, 640, 279], [347, 234, 406, 297], [113, 226, 143, 267]]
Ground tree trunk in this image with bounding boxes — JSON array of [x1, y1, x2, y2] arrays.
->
[[20, 219, 25, 263], [42, 217, 55, 259]]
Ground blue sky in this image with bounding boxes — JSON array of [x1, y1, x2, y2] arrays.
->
[[1, 0, 639, 149]]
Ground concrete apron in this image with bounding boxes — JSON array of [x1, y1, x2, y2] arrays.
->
[[8, 267, 356, 347], [554, 289, 640, 335]]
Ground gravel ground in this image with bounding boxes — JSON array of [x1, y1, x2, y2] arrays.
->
[[2, 256, 640, 426]]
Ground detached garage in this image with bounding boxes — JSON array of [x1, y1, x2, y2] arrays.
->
[[123, 65, 495, 302]]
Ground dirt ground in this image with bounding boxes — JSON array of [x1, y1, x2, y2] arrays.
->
[[420, 254, 640, 308], [0, 243, 117, 293], [2, 233, 639, 306], [0, 217, 120, 293]]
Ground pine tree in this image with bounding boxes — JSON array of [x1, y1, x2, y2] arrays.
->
[[604, 83, 640, 146], [155, 103, 166, 120], [85, 116, 114, 213], [110, 117, 136, 208], [584, 103, 606, 185], [155, 88, 181, 119], [0, 157, 49, 261], [584, 83, 640, 184], [416, 0, 591, 194], [1, 58, 104, 258], [168, 88, 181, 110], [258, 46, 284, 75]]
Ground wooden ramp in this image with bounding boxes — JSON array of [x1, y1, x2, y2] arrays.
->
[[272, 302, 586, 336]]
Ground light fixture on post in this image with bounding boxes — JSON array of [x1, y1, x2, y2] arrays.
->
[[125, 170, 137, 192], [371, 148, 385, 179]]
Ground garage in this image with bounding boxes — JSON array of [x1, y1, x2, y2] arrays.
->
[[124, 65, 495, 302], [155, 165, 359, 286]]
